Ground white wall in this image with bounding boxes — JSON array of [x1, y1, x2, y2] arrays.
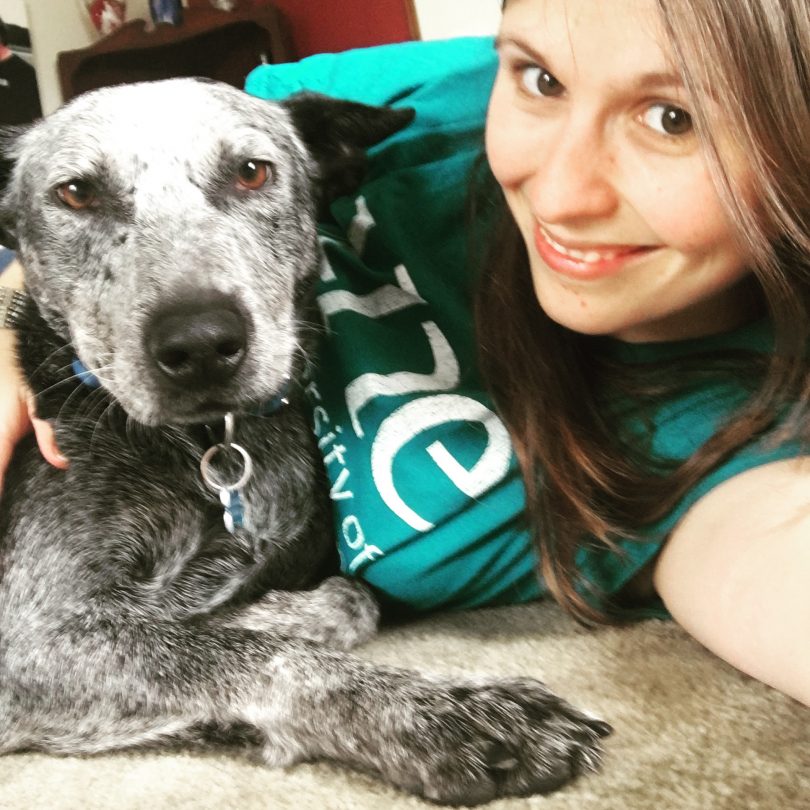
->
[[25, 0, 92, 114], [0, 0, 28, 26], [23, 0, 152, 114], [414, 0, 501, 40]]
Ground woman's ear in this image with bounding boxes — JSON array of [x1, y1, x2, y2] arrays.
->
[[282, 92, 414, 216]]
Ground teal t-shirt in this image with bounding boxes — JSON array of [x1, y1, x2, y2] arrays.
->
[[245, 38, 805, 615]]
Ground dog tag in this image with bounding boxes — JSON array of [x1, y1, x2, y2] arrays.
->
[[219, 487, 248, 533], [200, 413, 253, 535]]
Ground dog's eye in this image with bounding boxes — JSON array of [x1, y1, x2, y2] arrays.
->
[[55, 180, 97, 210], [236, 160, 272, 191]]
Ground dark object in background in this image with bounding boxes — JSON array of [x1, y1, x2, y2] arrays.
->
[[0, 17, 42, 126], [1, 20, 32, 49], [150, 0, 183, 26]]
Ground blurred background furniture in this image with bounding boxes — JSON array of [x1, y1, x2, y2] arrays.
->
[[57, 2, 294, 100], [57, 0, 420, 101]]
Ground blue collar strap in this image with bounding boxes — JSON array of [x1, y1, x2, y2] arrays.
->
[[254, 386, 290, 415], [72, 357, 101, 388]]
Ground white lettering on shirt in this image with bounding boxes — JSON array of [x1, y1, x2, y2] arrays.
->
[[371, 394, 512, 531], [313, 194, 513, 565]]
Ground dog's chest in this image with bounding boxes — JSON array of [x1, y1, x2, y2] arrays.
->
[[1, 406, 329, 622], [73, 413, 319, 539]]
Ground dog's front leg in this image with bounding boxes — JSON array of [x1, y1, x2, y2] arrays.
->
[[3, 610, 607, 804], [253, 640, 611, 805]]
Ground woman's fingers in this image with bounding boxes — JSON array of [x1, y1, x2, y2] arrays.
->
[[0, 361, 69, 500], [0, 421, 23, 496], [0, 329, 33, 495], [31, 417, 69, 470], [28, 400, 69, 470]]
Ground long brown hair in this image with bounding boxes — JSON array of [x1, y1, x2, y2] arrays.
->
[[476, 0, 810, 623]]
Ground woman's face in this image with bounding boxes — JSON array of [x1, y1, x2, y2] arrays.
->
[[486, 0, 753, 342]]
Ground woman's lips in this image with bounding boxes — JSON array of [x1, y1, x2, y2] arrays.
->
[[533, 223, 658, 280]]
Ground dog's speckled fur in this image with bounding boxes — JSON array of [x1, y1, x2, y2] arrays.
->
[[0, 79, 609, 805]]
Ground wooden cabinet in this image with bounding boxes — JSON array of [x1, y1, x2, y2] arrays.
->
[[57, 3, 295, 101]]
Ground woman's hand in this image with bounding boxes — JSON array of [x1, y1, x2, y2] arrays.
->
[[0, 264, 68, 495], [0, 329, 69, 495]]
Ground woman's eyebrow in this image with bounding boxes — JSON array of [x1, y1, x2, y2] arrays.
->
[[494, 34, 552, 67], [631, 70, 686, 92], [495, 34, 686, 93]]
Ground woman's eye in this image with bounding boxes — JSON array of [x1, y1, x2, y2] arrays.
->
[[55, 179, 97, 210], [641, 103, 693, 137], [519, 65, 564, 98], [236, 160, 272, 191]]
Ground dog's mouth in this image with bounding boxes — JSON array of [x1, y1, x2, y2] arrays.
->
[[152, 400, 261, 426], [144, 384, 291, 427], [196, 398, 239, 413], [183, 400, 242, 423]]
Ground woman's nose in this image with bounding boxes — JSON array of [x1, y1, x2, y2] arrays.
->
[[525, 117, 619, 226]]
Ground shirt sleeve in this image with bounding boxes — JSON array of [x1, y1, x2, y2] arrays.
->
[[244, 36, 496, 105]]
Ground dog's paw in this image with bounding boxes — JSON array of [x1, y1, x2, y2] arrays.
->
[[309, 576, 380, 650], [381, 677, 611, 805]]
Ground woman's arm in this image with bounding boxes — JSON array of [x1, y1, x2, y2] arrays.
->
[[0, 259, 67, 494], [654, 457, 810, 705]]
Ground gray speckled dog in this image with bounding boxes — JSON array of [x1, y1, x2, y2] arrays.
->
[[0, 79, 610, 805]]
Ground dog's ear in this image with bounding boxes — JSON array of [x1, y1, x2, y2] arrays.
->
[[283, 92, 414, 216], [0, 126, 26, 250]]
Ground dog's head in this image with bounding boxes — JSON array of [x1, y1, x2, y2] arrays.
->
[[0, 79, 412, 425]]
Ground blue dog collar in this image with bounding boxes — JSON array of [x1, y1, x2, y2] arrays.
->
[[254, 386, 290, 415], [72, 357, 101, 388]]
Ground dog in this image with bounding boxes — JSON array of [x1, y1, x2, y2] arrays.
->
[[0, 79, 610, 805]]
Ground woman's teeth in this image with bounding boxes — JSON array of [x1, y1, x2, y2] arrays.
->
[[543, 230, 623, 263]]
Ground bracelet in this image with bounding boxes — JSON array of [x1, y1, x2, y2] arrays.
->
[[0, 288, 28, 329]]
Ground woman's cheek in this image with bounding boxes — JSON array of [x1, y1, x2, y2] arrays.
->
[[485, 127, 514, 189], [630, 159, 736, 253], [485, 81, 530, 189]]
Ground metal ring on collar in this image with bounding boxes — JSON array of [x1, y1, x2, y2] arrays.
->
[[200, 442, 253, 492], [223, 412, 235, 448]]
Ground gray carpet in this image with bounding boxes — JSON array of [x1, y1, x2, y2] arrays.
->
[[1, 600, 807, 810]]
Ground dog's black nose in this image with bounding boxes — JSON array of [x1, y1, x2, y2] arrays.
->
[[147, 302, 247, 387]]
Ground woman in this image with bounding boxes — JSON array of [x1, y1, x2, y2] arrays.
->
[[477, 0, 810, 705], [1, 0, 808, 704]]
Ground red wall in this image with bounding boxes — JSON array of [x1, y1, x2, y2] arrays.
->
[[206, 0, 416, 58]]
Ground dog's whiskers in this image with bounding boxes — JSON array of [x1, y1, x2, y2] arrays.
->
[[88, 395, 118, 455], [291, 322, 320, 378], [30, 362, 115, 400], [29, 360, 80, 394], [27, 344, 75, 381], [53, 381, 97, 427]]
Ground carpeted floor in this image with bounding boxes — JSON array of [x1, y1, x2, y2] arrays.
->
[[1, 599, 807, 810]]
